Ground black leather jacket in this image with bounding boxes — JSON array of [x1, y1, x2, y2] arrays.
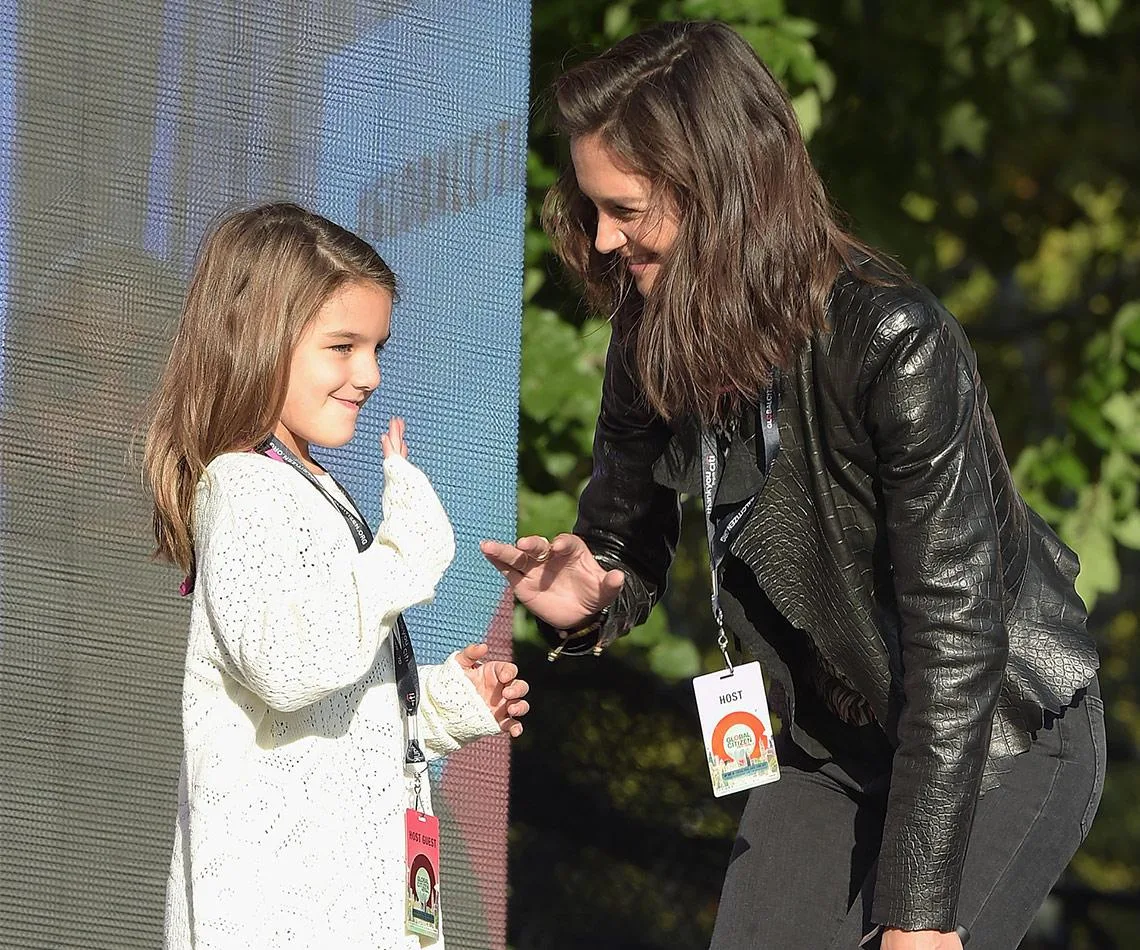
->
[[567, 268, 1099, 932]]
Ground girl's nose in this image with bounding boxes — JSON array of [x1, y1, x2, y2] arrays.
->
[[356, 357, 381, 393]]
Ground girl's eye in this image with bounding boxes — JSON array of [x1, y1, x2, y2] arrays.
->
[[331, 344, 353, 354], [613, 206, 642, 222]]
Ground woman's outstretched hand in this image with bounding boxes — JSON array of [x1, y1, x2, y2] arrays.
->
[[479, 533, 625, 630], [456, 643, 529, 738]]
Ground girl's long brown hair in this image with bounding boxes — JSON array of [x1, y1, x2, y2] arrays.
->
[[543, 20, 891, 423], [144, 202, 397, 575]]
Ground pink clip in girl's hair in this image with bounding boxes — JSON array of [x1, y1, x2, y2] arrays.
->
[[179, 575, 195, 597]]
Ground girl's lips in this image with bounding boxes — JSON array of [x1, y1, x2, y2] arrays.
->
[[334, 397, 362, 411]]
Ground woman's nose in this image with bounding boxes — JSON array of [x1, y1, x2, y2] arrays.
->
[[594, 214, 627, 255]]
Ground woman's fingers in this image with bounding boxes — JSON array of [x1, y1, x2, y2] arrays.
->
[[600, 568, 626, 597], [516, 535, 554, 564], [550, 532, 584, 555], [479, 540, 533, 575]]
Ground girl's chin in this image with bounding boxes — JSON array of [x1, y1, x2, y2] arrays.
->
[[306, 425, 357, 450]]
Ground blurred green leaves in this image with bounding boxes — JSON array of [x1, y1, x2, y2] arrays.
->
[[1016, 303, 1140, 610]]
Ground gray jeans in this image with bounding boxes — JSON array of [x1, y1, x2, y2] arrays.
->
[[709, 680, 1106, 950]]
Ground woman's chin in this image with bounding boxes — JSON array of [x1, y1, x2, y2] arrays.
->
[[630, 264, 659, 294]]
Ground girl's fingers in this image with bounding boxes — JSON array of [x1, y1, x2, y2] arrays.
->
[[456, 643, 488, 668], [506, 700, 530, 719], [384, 417, 407, 457], [503, 680, 529, 700]]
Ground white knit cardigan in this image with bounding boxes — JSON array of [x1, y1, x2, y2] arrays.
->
[[164, 451, 500, 949]]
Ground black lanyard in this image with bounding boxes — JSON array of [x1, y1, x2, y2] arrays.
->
[[258, 436, 425, 765], [260, 436, 373, 551], [700, 377, 781, 668]]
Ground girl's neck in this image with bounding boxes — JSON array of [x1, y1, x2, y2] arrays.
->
[[272, 423, 326, 475]]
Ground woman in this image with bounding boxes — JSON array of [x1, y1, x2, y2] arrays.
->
[[482, 20, 1103, 950]]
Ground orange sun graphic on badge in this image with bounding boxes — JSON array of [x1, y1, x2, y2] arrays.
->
[[711, 710, 769, 766]]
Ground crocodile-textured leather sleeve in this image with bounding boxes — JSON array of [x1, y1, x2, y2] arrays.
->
[[862, 302, 1008, 932], [573, 329, 681, 642]]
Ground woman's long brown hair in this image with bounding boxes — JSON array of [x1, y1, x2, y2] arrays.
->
[[143, 203, 397, 575], [543, 20, 890, 423]]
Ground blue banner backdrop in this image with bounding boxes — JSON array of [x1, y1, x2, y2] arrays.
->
[[0, 1, 527, 947]]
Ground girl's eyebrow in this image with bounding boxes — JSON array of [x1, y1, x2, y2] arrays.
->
[[323, 329, 392, 346]]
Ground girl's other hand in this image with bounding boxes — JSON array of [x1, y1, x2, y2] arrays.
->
[[381, 416, 408, 460], [455, 643, 530, 738]]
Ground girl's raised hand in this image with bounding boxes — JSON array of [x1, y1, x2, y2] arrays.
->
[[381, 416, 408, 460], [455, 643, 529, 738]]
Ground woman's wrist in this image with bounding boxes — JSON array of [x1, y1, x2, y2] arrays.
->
[[539, 606, 611, 661]]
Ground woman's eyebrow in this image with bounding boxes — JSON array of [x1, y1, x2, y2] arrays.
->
[[598, 195, 647, 208]]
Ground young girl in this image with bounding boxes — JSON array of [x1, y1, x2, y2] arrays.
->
[[145, 202, 528, 948]]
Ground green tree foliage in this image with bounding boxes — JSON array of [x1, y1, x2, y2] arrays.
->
[[511, 2, 1139, 947]]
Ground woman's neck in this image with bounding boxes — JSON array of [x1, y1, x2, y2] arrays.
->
[[272, 422, 325, 475]]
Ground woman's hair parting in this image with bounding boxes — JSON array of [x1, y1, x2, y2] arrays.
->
[[543, 20, 885, 423], [144, 202, 397, 574]]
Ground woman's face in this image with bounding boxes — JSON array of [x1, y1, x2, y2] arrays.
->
[[275, 280, 392, 457], [570, 133, 679, 295]]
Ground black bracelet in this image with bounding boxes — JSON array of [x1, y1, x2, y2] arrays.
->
[[546, 606, 611, 662]]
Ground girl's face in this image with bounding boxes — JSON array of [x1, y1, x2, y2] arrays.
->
[[570, 132, 679, 295], [275, 280, 392, 460]]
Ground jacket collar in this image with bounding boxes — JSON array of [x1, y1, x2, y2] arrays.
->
[[651, 408, 767, 507]]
